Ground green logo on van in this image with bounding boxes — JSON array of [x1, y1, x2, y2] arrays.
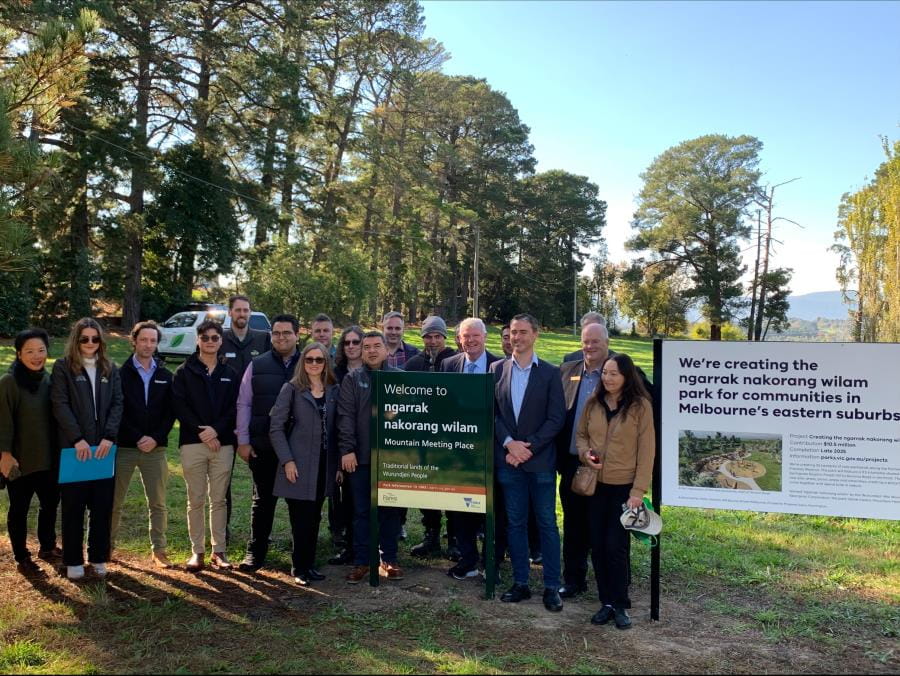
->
[[171, 334, 184, 347]]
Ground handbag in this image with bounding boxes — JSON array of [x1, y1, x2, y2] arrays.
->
[[571, 464, 599, 497]]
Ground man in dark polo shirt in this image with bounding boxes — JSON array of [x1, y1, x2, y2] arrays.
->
[[219, 294, 271, 543]]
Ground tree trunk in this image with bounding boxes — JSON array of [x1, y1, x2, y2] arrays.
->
[[122, 22, 151, 328]]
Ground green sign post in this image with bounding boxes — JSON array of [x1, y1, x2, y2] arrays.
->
[[369, 371, 496, 598]]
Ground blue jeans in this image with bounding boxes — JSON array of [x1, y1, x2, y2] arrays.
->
[[347, 464, 402, 566], [497, 467, 560, 590]]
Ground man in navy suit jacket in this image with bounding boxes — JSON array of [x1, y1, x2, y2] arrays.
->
[[440, 318, 504, 581], [491, 314, 566, 612]]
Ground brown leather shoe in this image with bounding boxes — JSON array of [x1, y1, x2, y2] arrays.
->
[[185, 553, 204, 572], [346, 565, 369, 584], [37, 547, 63, 562], [379, 562, 404, 581], [152, 551, 173, 569], [210, 552, 233, 570]]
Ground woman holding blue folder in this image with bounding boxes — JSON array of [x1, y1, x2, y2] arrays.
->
[[51, 318, 123, 581]]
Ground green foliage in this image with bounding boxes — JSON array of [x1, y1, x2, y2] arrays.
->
[[629, 134, 762, 340], [690, 320, 746, 341], [617, 262, 691, 336], [246, 240, 375, 326]]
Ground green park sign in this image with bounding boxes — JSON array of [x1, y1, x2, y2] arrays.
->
[[369, 370, 496, 595]]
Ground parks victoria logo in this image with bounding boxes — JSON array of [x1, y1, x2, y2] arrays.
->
[[463, 497, 482, 509], [171, 334, 184, 347], [382, 492, 399, 503]]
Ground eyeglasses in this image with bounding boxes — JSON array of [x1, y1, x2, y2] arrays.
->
[[79, 336, 101, 345], [271, 330, 295, 338], [343, 339, 361, 346], [199, 334, 221, 343], [304, 356, 326, 364]]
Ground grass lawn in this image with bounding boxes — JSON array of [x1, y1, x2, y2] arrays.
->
[[747, 451, 783, 492], [0, 329, 897, 673]]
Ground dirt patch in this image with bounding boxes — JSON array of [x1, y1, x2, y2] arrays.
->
[[0, 543, 896, 674]]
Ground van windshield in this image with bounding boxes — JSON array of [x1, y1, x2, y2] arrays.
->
[[163, 312, 198, 328]]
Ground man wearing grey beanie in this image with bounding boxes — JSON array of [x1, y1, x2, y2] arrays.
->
[[403, 315, 458, 559]]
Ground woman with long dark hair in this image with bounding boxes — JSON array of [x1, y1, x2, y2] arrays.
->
[[51, 318, 123, 580], [269, 341, 340, 585], [333, 325, 364, 384], [576, 352, 654, 629], [0, 329, 61, 576]]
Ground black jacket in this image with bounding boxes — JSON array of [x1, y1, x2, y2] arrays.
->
[[247, 348, 300, 456], [404, 347, 457, 372], [337, 362, 401, 465], [118, 355, 176, 449], [219, 328, 271, 379], [172, 353, 239, 446], [50, 358, 124, 447]]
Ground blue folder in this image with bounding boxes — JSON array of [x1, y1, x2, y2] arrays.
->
[[58, 445, 117, 484]]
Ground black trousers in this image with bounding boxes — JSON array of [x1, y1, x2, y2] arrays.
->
[[286, 495, 326, 574], [245, 453, 280, 562], [558, 454, 591, 585], [327, 478, 354, 549], [6, 469, 59, 562], [588, 482, 632, 609], [61, 477, 115, 567], [452, 478, 507, 570]]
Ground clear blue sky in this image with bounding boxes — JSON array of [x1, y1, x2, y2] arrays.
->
[[421, 0, 900, 295]]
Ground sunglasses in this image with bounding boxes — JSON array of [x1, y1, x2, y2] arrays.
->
[[199, 334, 221, 343], [78, 336, 101, 345], [304, 356, 326, 364], [343, 339, 361, 346]]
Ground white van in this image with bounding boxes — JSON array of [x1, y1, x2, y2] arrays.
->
[[158, 306, 271, 359]]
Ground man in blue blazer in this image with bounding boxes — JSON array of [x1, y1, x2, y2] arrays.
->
[[441, 318, 504, 581], [491, 313, 566, 611]]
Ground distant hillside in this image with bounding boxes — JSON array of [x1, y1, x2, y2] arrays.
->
[[784, 290, 848, 321], [686, 290, 848, 324]]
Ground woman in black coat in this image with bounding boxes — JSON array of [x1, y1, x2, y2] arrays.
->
[[269, 341, 339, 586], [51, 318, 123, 580]]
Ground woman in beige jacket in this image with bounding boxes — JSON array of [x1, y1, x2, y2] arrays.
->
[[576, 352, 654, 630]]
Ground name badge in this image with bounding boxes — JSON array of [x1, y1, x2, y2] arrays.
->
[[225, 352, 237, 358], [570, 375, 581, 382], [153, 379, 168, 384], [220, 378, 232, 382]]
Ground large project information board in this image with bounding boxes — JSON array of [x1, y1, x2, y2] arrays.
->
[[659, 341, 900, 520]]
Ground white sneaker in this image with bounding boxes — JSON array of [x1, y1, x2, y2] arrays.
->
[[67, 565, 85, 580], [90, 562, 107, 577]]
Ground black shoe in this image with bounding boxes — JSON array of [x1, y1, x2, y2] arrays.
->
[[410, 528, 441, 558], [238, 556, 263, 572], [328, 549, 353, 565], [500, 584, 531, 603], [305, 568, 326, 581], [559, 582, 587, 599], [16, 558, 44, 578], [447, 545, 461, 562], [613, 608, 632, 629], [543, 588, 563, 612], [591, 605, 614, 625], [447, 563, 479, 581], [530, 552, 543, 566], [37, 547, 63, 562]]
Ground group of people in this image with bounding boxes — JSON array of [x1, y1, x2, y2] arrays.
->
[[0, 299, 655, 628]]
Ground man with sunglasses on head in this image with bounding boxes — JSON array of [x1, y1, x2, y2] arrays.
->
[[172, 320, 239, 571], [235, 314, 302, 572]]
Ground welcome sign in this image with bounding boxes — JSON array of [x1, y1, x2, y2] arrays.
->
[[371, 371, 494, 513]]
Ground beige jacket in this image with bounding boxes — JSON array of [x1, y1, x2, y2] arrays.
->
[[576, 396, 655, 499]]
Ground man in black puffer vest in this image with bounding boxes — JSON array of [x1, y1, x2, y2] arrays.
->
[[236, 314, 301, 572]]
